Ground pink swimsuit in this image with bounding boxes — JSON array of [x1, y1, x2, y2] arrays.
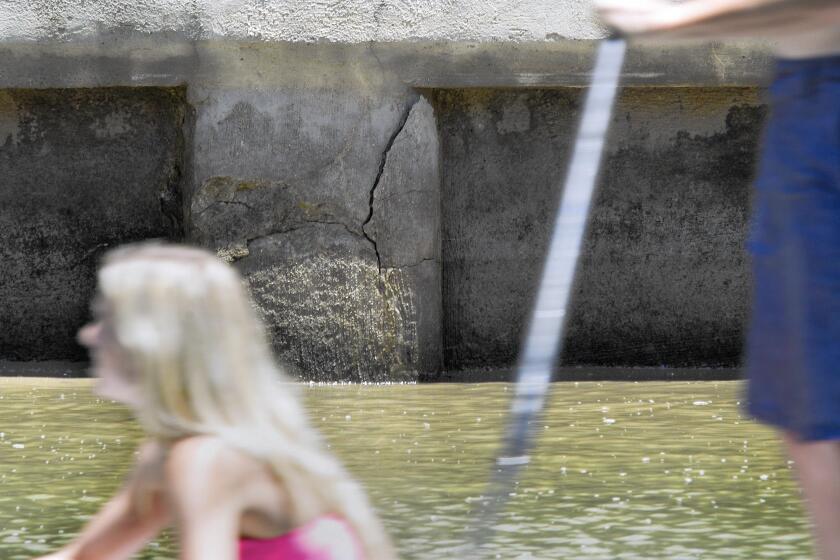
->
[[239, 515, 365, 560]]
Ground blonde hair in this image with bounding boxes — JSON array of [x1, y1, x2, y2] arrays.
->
[[96, 242, 396, 560]]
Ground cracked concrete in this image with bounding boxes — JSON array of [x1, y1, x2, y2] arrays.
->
[[187, 85, 442, 380], [362, 94, 420, 272], [363, 96, 442, 375], [363, 96, 439, 270], [0, 9, 777, 380]]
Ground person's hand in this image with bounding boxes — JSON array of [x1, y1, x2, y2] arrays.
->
[[595, 0, 688, 35]]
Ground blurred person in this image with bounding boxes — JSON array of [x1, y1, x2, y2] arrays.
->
[[36, 243, 396, 560], [597, 1, 840, 557]]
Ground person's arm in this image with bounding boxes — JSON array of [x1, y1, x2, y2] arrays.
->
[[164, 436, 244, 560], [35, 440, 172, 560], [597, 0, 840, 40]]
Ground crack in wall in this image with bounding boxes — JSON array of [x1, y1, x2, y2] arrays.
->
[[242, 219, 365, 256], [61, 242, 111, 271], [362, 94, 420, 272], [388, 257, 438, 270]]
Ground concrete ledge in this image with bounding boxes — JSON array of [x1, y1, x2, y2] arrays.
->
[[0, 36, 774, 90], [0, 361, 741, 381], [0, 361, 88, 378], [424, 367, 742, 383], [379, 40, 774, 88]]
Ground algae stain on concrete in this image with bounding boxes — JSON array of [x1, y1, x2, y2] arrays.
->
[[215, 244, 250, 263], [0, 92, 20, 147], [235, 180, 268, 192], [614, 87, 762, 150]]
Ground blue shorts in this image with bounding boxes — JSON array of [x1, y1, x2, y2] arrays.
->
[[744, 55, 840, 441]]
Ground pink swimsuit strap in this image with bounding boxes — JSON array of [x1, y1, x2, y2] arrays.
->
[[238, 514, 365, 560]]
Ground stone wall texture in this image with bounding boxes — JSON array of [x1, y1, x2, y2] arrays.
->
[[0, 87, 186, 360], [0, 1, 777, 379], [0, 0, 603, 43], [189, 94, 441, 381], [435, 87, 765, 372]]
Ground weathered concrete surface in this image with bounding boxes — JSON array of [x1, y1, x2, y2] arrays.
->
[[235, 226, 419, 382], [0, 34, 449, 380], [0, 39, 774, 91], [0, 0, 604, 44], [0, 87, 186, 361], [188, 74, 441, 380], [0, 360, 87, 378], [383, 41, 774, 88], [0, 0, 775, 92], [0, 1, 779, 381], [364, 97, 442, 375], [435, 87, 764, 371]]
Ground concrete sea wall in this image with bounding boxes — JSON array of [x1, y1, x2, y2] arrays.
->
[[0, 1, 774, 380], [0, 87, 186, 361], [436, 88, 764, 372]]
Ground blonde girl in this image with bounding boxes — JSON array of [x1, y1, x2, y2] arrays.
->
[[37, 242, 396, 560]]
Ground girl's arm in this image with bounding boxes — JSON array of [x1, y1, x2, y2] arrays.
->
[[597, 0, 840, 39], [35, 440, 172, 560]]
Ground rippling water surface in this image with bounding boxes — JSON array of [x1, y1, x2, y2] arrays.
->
[[0, 378, 811, 559]]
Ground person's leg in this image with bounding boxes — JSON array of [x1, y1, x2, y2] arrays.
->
[[783, 432, 840, 559], [746, 56, 840, 558]]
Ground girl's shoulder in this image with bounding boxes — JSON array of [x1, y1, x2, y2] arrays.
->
[[162, 435, 266, 513], [162, 435, 292, 538], [165, 435, 259, 483]]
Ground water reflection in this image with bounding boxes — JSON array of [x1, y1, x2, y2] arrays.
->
[[0, 379, 811, 559]]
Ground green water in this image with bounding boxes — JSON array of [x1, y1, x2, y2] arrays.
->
[[0, 378, 811, 559]]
